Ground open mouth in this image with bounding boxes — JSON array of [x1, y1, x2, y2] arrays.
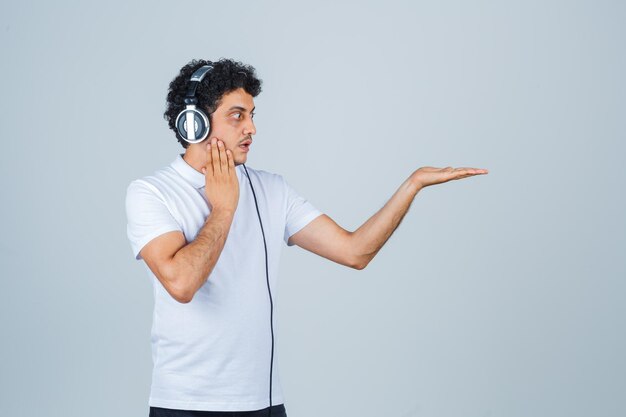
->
[[239, 138, 252, 151]]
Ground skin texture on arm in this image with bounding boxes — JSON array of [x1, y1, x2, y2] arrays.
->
[[140, 209, 234, 303], [287, 214, 358, 268], [287, 177, 419, 270], [139, 137, 239, 303], [288, 166, 489, 270]]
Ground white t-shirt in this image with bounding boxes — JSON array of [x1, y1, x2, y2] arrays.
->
[[125, 154, 323, 412]]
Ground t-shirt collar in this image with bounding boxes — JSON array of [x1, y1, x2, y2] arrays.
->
[[171, 153, 206, 189], [171, 153, 245, 189]]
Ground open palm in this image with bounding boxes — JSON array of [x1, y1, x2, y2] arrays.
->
[[411, 166, 489, 189]]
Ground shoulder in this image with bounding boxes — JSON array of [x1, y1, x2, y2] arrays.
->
[[126, 165, 176, 202]]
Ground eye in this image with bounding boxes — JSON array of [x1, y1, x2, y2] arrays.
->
[[232, 112, 242, 120], [250, 112, 256, 119]]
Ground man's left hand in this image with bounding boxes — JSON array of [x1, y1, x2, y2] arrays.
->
[[410, 166, 489, 190]]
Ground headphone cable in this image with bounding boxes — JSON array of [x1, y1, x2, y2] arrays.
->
[[242, 163, 274, 417]]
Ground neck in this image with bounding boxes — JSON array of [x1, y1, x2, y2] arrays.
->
[[182, 145, 206, 174]]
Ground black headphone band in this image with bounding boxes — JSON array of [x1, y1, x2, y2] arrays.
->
[[184, 64, 214, 105]]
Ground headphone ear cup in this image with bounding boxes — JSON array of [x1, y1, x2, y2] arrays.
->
[[175, 108, 210, 144]]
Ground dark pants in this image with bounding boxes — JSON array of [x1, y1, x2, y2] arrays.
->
[[149, 404, 287, 417]]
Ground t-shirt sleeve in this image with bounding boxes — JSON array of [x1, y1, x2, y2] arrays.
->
[[282, 176, 323, 246], [125, 180, 183, 260]]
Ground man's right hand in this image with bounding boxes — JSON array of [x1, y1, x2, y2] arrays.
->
[[202, 137, 239, 214]]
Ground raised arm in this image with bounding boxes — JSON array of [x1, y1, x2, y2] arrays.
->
[[140, 138, 239, 303], [288, 166, 489, 270]]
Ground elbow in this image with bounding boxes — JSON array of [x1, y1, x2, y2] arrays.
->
[[348, 234, 376, 270], [169, 282, 192, 303], [165, 281, 194, 304], [171, 276, 202, 304], [162, 265, 197, 304], [350, 255, 370, 270], [174, 292, 193, 304]]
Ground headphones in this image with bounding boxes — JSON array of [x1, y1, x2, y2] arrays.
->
[[177, 63, 276, 416], [175, 64, 214, 144]]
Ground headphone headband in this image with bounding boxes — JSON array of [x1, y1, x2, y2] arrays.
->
[[184, 65, 214, 105]]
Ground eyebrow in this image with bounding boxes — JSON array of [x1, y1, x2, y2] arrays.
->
[[227, 106, 256, 113]]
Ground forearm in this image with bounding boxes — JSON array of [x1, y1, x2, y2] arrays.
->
[[169, 209, 234, 301], [351, 176, 422, 269]]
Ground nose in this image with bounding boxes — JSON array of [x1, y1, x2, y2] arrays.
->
[[244, 117, 256, 136]]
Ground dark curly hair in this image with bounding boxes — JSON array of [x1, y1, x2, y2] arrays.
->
[[164, 58, 262, 148]]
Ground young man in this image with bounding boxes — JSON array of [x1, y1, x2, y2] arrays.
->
[[125, 58, 488, 417]]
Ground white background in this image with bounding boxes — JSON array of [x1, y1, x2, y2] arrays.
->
[[1, 1, 624, 416]]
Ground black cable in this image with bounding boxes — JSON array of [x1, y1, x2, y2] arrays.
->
[[242, 164, 274, 417]]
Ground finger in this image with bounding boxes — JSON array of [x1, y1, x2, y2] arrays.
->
[[205, 140, 214, 175], [458, 167, 489, 174], [211, 138, 221, 173], [218, 140, 228, 173], [453, 167, 472, 176], [201, 143, 208, 175], [461, 168, 488, 176], [451, 168, 474, 179], [453, 169, 485, 180], [226, 148, 234, 172]]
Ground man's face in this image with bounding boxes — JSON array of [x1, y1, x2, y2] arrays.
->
[[207, 88, 256, 166]]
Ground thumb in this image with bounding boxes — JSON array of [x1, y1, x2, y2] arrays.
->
[[202, 167, 206, 175]]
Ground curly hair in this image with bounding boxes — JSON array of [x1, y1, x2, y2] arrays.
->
[[164, 58, 262, 148]]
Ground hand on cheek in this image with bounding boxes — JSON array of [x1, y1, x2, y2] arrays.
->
[[201, 137, 240, 213]]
